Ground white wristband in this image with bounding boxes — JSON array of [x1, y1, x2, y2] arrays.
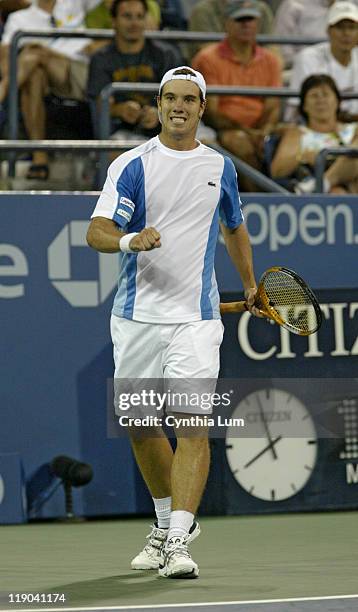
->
[[119, 232, 139, 253]]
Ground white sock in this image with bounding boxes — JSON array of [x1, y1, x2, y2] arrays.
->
[[152, 496, 171, 529], [167, 510, 194, 541]]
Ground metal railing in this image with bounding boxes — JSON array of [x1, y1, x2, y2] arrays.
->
[[314, 147, 358, 192], [8, 28, 328, 144], [0, 139, 145, 188], [0, 139, 290, 192], [6, 29, 358, 190], [98, 82, 358, 139], [2, 140, 357, 193], [97, 83, 358, 189], [97, 83, 306, 139], [0, 139, 145, 151]]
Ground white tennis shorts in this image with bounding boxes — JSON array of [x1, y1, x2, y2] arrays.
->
[[110, 315, 224, 415]]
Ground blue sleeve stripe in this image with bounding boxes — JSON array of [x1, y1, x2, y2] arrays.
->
[[112, 252, 128, 313], [112, 156, 146, 319], [123, 255, 138, 319], [208, 272, 220, 317], [200, 206, 220, 319], [112, 157, 144, 230], [219, 156, 243, 229], [123, 158, 146, 317], [219, 200, 228, 227]]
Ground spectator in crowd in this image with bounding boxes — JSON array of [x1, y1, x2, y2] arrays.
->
[[0, 0, 102, 179], [86, 0, 161, 30], [85, 0, 162, 58], [87, 0, 183, 140], [271, 74, 358, 193], [274, 0, 335, 68], [192, 0, 282, 190], [286, 1, 358, 121], [0, 0, 30, 24], [187, 0, 274, 60]]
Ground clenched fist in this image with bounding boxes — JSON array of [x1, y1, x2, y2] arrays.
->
[[129, 227, 161, 251]]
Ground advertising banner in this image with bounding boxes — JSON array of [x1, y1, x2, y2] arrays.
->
[[0, 193, 356, 519]]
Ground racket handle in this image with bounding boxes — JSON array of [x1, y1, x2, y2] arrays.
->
[[220, 300, 248, 314]]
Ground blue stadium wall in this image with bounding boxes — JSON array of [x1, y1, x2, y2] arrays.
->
[[0, 193, 357, 522]]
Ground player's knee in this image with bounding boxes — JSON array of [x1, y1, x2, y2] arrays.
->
[[175, 432, 209, 448], [128, 426, 164, 443]]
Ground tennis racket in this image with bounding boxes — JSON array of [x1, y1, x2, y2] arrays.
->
[[220, 266, 322, 336]]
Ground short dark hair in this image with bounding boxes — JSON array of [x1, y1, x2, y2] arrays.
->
[[159, 68, 205, 102], [111, 0, 147, 19], [299, 74, 341, 121]]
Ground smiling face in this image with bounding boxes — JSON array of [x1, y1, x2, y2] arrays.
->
[[157, 80, 206, 149]]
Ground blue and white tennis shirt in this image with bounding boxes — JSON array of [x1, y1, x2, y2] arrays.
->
[[91, 136, 243, 323]]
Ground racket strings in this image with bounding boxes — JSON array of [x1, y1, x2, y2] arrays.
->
[[262, 271, 318, 333]]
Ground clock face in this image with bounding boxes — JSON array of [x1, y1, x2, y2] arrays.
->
[[225, 388, 318, 502]]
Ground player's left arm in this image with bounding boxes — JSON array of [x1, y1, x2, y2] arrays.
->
[[220, 222, 260, 315], [219, 157, 262, 315]]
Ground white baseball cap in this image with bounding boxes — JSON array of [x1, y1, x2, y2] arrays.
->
[[328, 1, 358, 26], [159, 66, 207, 99]]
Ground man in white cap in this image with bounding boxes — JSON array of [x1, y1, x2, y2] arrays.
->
[[87, 66, 259, 578], [286, 0, 358, 120], [274, 0, 336, 68]]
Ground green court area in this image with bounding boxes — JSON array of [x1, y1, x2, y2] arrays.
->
[[1, 512, 357, 609]]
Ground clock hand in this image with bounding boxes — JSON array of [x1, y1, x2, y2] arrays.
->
[[244, 435, 282, 469], [257, 394, 278, 460]]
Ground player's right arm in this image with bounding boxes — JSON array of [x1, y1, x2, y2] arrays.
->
[[87, 217, 161, 253], [88, 154, 161, 253]]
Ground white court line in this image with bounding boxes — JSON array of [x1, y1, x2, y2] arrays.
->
[[2, 593, 358, 612]]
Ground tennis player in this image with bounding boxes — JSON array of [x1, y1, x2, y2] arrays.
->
[[87, 66, 259, 579]]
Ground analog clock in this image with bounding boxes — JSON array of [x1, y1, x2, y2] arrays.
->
[[225, 388, 318, 501]]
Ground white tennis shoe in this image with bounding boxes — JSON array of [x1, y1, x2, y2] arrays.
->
[[131, 520, 201, 571], [131, 523, 168, 570], [158, 527, 200, 579]]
